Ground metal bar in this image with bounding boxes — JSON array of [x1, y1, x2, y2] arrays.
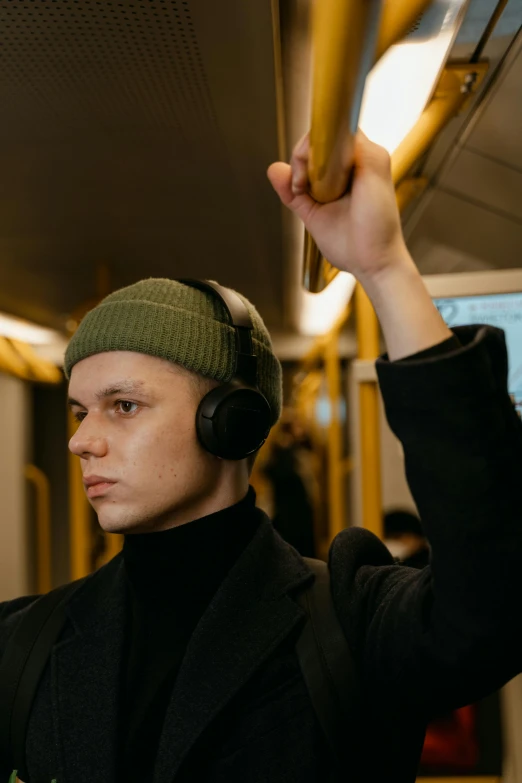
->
[[391, 62, 488, 185], [305, 59, 487, 293], [375, 0, 435, 62], [470, 0, 509, 63], [308, 0, 381, 204], [395, 177, 429, 212], [9, 339, 62, 384], [0, 336, 30, 380], [103, 529, 124, 564], [324, 328, 345, 540], [304, 0, 437, 292], [68, 411, 93, 580], [391, 77, 464, 185], [354, 283, 382, 538], [25, 464, 53, 595]]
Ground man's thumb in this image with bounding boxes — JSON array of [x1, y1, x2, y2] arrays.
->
[[267, 162, 295, 207]]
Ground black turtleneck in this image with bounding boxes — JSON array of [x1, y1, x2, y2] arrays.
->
[[119, 486, 261, 782]]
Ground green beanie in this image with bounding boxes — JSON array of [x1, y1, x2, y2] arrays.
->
[[64, 278, 282, 425]]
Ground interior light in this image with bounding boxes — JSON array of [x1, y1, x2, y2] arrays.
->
[[359, 0, 469, 153], [0, 313, 61, 345], [299, 272, 356, 336]]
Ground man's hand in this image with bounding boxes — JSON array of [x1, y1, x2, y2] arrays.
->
[[267, 130, 409, 283], [267, 130, 453, 361]]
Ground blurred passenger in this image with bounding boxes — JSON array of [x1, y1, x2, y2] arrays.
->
[[262, 411, 317, 557], [1, 131, 521, 783], [383, 508, 430, 568]]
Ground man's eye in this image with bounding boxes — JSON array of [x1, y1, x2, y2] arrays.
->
[[117, 400, 138, 415], [74, 411, 87, 423]]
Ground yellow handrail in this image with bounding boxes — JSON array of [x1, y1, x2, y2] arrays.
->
[[354, 284, 383, 538], [0, 336, 31, 380], [308, 0, 379, 205], [10, 339, 62, 384], [304, 0, 437, 291], [324, 327, 345, 540], [375, 0, 434, 62], [391, 62, 488, 185], [25, 464, 53, 595], [303, 0, 496, 293]]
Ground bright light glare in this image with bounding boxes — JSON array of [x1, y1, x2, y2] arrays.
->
[[0, 313, 60, 345], [299, 272, 356, 335], [359, 0, 467, 153]]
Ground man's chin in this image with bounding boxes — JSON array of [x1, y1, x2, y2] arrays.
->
[[97, 508, 139, 534], [97, 507, 160, 535]]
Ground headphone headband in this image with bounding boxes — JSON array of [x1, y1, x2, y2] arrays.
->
[[177, 278, 258, 387], [176, 278, 272, 460]]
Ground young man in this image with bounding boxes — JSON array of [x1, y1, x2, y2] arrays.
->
[[1, 132, 521, 783]]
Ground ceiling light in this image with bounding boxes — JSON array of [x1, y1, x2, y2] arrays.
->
[[0, 313, 62, 345], [359, 0, 469, 153], [299, 272, 356, 335]]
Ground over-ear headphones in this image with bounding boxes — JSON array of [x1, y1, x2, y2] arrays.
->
[[176, 279, 272, 460]]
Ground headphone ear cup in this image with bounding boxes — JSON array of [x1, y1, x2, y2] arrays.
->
[[197, 383, 272, 460]]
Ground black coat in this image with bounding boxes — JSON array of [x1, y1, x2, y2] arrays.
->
[[1, 324, 521, 783]]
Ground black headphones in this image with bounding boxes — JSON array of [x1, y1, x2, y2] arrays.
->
[[177, 279, 272, 461]]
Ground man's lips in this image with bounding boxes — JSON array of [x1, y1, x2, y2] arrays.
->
[[83, 476, 117, 499]]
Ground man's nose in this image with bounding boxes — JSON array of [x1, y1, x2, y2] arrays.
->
[[68, 417, 108, 459]]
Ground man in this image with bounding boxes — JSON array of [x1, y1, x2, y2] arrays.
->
[[1, 131, 521, 783]]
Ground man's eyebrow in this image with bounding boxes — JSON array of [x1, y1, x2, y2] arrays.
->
[[67, 380, 147, 409]]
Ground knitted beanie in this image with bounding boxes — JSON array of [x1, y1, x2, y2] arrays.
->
[[64, 278, 282, 425]]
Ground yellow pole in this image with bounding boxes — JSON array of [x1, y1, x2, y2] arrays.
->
[[25, 464, 53, 595], [305, 56, 488, 293], [0, 336, 30, 380], [395, 177, 428, 212], [355, 284, 382, 538], [103, 530, 124, 564], [375, 0, 434, 62], [304, 0, 382, 292], [10, 339, 62, 384], [67, 412, 92, 580], [392, 79, 465, 185], [324, 328, 345, 540]]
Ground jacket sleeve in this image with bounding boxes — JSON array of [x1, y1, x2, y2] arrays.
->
[[329, 324, 522, 717]]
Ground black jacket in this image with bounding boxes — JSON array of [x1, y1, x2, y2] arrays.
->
[[1, 324, 521, 783]]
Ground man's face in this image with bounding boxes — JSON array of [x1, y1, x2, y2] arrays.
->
[[68, 351, 223, 533]]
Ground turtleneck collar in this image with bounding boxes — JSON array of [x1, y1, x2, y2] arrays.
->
[[122, 486, 261, 628]]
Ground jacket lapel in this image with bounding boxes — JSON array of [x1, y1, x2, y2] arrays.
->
[[51, 553, 128, 783], [49, 513, 313, 783], [153, 515, 313, 783]]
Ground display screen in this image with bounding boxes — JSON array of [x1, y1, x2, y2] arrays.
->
[[433, 292, 522, 415]]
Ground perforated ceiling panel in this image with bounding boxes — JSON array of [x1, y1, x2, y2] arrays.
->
[[0, 0, 284, 330], [1, 0, 217, 138]]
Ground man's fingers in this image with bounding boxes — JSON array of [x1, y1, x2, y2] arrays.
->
[[354, 130, 392, 176], [267, 161, 318, 226], [289, 132, 310, 196]]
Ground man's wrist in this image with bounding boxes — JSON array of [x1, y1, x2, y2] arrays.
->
[[356, 248, 453, 362]]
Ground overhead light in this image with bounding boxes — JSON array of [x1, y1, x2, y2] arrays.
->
[[359, 0, 469, 153], [299, 272, 356, 336], [0, 312, 61, 345]]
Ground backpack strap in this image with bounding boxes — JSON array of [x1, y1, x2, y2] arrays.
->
[[295, 558, 360, 777], [0, 578, 87, 782]]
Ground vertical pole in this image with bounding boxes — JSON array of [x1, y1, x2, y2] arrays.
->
[[67, 412, 92, 580], [103, 530, 124, 564], [25, 464, 52, 595], [325, 328, 345, 539], [355, 283, 383, 539]]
